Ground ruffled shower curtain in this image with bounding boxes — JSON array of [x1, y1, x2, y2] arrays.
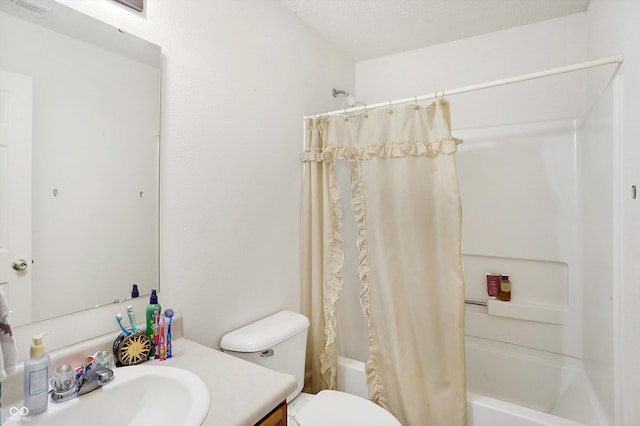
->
[[301, 100, 466, 425]]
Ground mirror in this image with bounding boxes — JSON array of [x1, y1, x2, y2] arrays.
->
[[0, 0, 160, 326]]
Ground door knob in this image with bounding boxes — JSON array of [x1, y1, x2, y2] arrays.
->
[[12, 259, 28, 271]]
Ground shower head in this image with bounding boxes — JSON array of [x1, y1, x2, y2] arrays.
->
[[332, 88, 359, 107], [345, 94, 359, 107]]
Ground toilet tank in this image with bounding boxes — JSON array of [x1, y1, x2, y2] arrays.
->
[[220, 310, 310, 401]]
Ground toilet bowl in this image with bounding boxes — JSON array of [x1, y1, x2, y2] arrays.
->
[[220, 310, 400, 426]]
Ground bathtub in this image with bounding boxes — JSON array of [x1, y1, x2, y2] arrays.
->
[[336, 336, 609, 426]]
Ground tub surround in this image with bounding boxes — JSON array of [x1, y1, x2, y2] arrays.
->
[[464, 335, 608, 425], [337, 351, 604, 426], [1, 314, 296, 426], [467, 393, 585, 426]]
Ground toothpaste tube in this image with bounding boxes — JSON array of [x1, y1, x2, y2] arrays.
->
[[74, 365, 84, 379]]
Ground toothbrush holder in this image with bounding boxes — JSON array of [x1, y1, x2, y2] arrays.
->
[[113, 331, 152, 367]]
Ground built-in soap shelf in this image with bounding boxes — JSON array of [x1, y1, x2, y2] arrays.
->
[[463, 253, 570, 324], [487, 299, 568, 324]]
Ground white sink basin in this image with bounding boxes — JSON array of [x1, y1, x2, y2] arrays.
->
[[4, 365, 210, 426]]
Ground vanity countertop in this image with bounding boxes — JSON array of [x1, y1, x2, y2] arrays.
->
[[153, 337, 296, 425], [1, 314, 296, 426]]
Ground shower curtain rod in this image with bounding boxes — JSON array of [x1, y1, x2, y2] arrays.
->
[[303, 55, 624, 119]]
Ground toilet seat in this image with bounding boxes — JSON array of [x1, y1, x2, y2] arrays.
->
[[294, 390, 401, 426]]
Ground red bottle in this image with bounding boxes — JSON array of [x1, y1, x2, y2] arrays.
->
[[486, 273, 500, 298]]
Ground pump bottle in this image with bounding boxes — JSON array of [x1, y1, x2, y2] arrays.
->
[[146, 289, 161, 357], [23, 331, 50, 415]]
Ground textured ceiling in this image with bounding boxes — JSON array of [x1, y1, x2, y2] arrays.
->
[[280, 0, 591, 61]]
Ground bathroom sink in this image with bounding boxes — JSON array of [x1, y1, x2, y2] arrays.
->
[[4, 365, 210, 426]]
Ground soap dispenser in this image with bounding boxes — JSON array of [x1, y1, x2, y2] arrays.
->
[[23, 331, 50, 414]]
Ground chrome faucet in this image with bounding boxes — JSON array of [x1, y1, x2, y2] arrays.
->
[[50, 351, 115, 403], [77, 366, 114, 395]]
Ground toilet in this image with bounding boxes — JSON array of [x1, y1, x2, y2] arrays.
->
[[220, 310, 401, 426]]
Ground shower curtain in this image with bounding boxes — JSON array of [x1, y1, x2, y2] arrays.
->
[[301, 100, 466, 425]]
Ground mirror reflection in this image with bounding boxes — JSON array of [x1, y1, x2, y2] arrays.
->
[[0, 0, 161, 326]]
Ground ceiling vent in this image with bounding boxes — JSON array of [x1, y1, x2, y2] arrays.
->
[[2, 0, 51, 17]]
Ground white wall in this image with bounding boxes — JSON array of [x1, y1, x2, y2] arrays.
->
[[355, 13, 588, 129], [586, 1, 640, 425], [8, 0, 354, 360], [579, 77, 616, 425]]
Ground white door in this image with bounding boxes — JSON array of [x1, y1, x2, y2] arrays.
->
[[0, 69, 32, 326]]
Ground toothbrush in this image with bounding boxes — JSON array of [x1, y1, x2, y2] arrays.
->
[[165, 309, 174, 358], [126, 305, 137, 333], [153, 306, 160, 359], [116, 313, 130, 335], [159, 313, 166, 361]]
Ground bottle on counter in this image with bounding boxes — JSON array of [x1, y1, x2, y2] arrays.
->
[[24, 331, 50, 415], [146, 289, 161, 357]]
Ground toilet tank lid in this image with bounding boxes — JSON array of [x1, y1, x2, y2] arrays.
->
[[220, 310, 310, 352]]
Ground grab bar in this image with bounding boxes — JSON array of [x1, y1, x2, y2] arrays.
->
[[464, 299, 487, 307]]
